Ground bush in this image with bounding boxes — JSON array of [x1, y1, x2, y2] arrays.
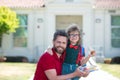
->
[[111, 56, 120, 64], [0, 56, 6, 62], [5, 56, 28, 62]]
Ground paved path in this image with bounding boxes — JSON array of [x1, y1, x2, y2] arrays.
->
[[80, 69, 120, 80], [29, 69, 120, 80], [29, 74, 34, 80]]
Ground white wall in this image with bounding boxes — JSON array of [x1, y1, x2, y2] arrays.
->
[[3, 0, 120, 61], [94, 9, 120, 58], [33, 9, 46, 61], [104, 10, 120, 58], [94, 10, 105, 57], [45, 1, 94, 56]]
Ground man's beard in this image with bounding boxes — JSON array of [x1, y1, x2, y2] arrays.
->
[[54, 46, 65, 54]]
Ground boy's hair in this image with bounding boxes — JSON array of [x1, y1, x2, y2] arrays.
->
[[53, 30, 68, 41], [66, 24, 81, 45]]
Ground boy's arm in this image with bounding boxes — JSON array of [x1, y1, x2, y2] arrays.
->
[[46, 48, 53, 55], [81, 51, 95, 66]]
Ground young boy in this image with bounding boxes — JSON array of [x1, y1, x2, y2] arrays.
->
[[62, 24, 95, 80]]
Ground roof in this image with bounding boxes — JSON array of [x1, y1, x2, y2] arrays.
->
[[0, 0, 45, 8], [95, 0, 120, 9], [0, 0, 120, 9]]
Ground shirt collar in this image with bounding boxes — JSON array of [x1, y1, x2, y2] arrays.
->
[[52, 48, 65, 62]]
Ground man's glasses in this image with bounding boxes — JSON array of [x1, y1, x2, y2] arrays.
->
[[69, 34, 80, 37]]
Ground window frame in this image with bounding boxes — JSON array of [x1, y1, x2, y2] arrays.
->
[[111, 15, 120, 48], [12, 14, 28, 48]]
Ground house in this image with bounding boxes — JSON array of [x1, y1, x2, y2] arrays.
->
[[0, 0, 120, 62]]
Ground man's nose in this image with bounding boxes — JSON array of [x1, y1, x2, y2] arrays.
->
[[59, 42, 64, 46]]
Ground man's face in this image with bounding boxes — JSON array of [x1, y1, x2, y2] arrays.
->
[[53, 36, 67, 54]]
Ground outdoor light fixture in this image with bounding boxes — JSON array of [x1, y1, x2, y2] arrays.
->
[[95, 18, 101, 23], [37, 18, 43, 23]]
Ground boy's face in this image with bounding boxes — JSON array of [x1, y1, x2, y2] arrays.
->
[[69, 31, 80, 45]]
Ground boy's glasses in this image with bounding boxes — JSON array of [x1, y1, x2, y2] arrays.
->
[[69, 34, 79, 37]]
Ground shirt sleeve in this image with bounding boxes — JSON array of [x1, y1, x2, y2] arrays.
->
[[41, 53, 55, 71], [82, 47, 85, 57]]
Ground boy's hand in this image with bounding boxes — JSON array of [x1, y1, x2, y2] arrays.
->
[[75, 66, 90, 77], [46, 48, 53, 55], [89, 50, 95, 57]]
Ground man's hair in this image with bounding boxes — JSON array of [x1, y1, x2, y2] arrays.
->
[[53, 30, 68, 41]]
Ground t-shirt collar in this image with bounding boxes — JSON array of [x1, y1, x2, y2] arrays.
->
[[52, 48, 65, 62]]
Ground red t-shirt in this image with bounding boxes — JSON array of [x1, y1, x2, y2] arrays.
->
[[33, 48, 64, 80]]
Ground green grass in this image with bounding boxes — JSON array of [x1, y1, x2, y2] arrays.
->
[[0, 62, 36, 80], [98, 63, 120, 79], [0, 62, 120, 80]]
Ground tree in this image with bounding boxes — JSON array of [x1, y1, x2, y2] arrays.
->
[[0, 6, 19, 47], [0, 6, 19, 35]]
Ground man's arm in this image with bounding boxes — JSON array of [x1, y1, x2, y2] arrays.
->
[[45, 67, 89, 80]]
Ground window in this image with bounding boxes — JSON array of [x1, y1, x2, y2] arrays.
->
[[13, 14, 28, 47], [66, 0, 74, 2], [111, 15, 120, 48]]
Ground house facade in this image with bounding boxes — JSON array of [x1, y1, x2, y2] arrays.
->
[[0, 0, 120, 62]]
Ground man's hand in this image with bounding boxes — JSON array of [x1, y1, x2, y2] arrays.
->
[[75, 66, 90, 77], [82, 68, 89, 77]]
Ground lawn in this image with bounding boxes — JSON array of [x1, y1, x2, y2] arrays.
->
[[98, 63, 120, 79], [0, 62, 120, 80], [0, 62, 36, 80]]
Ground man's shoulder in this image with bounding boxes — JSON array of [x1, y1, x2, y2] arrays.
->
[[37, 52, 54, 64], [41, 52, 52, 58]]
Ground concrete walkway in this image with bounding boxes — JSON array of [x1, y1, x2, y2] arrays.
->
[[29, 74, 34, 80], [80, 69, 120, 80], [29, 69, 120, 80], [80, 58, 120, 80]]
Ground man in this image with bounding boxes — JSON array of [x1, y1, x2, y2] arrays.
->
[[33, 30, 89, 80]]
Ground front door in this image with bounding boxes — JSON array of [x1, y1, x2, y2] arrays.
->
[[56, 15, 83, 30]]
